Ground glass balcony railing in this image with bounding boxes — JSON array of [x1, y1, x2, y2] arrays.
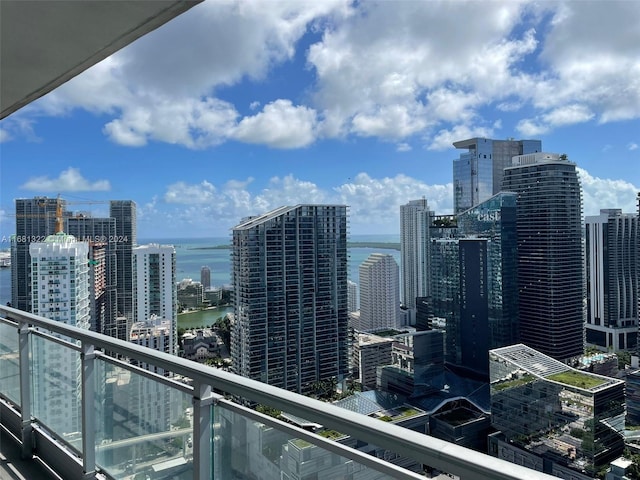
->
[[0, 305, 556, 480]]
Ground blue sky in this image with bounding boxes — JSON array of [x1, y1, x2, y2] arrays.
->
[[1, 1, 638, 239]]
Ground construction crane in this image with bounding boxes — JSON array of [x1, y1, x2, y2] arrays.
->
[[6, 194, 111, 239], [36, 194, 109, 233]]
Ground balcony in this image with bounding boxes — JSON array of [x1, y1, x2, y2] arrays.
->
[[0, 305, 555, 480]]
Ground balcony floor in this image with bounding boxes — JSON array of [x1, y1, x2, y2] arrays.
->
[[0, 428, 60, 480]]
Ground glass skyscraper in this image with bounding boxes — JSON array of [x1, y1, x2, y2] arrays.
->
[[502, 153, 585, 361], [231, 205, 349, 396], [110, 200, 137, 340], [11, 197, 66, 312], [453, 137, 541, 213], [431, 193, 518, 378]]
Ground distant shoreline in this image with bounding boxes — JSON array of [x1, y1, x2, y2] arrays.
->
[[188, 242, 401, 251]]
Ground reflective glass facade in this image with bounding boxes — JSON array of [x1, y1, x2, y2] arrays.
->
[[490, 344, 625, 477], [11, 197, 65, 312], [453, 138, 541, 214], [231, 205, 349, 395], [110, 200, 137, 338], [503, 155, 585, 361], [457, 193, 519, 353], [431, 193, 518, 378]]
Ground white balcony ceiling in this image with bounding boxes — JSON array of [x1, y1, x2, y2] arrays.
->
[[0, 0, 202, 119]]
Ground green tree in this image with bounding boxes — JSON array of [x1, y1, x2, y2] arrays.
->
[[617, 350, 631, 369], [215, 315, 231, 350]]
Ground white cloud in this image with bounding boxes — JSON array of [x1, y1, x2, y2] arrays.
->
[[157, 173, 453, 235], [334, 173, 453, 232], [578, 168, 638, 216], [32, 1, 349, 150], [543, 104, 594, 127], [164, 181, 217, 204], [0, 128, 11, 143], [496, 101, 522, 112], [396, 143, 411, 152], [14, 1, 640, 149], [233, 100, 318, 148], [531, 2, 640, 123], [21, 167, 111, 192], [628, 142, 638, 151], [104, 97, 239, 149], [149, 166, 636, 237], [515, 118, 548, 137], [516, 104, 595, 136]]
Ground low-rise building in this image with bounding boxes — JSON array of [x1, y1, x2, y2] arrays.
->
[[181, 328, 223, 362], [353, 333, 394, 390], [490, 344, 626, 478]]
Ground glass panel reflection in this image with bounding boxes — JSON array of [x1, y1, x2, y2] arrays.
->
[[0, 322, 20, 404], [94, 359, 193, 479], [30, 334, 83, 452], [213, 404, 395, 480]]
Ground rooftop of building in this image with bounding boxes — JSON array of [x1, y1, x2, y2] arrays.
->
[[410, 368, 491, 415], [452, 137, 540, 149], [507, 152, 576, 167], [357, 333, 396, 346], [283, 390, 425, 437], [491, 344, 623, 393], [233, 204, 347, 230]]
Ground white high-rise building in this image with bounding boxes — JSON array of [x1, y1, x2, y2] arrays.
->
[[132, 244, 177, 355], [585, 209, 638, 351], [30, 232, 90, 436], [130, 244, 179, 436], [347, 280, 358, 313], [359, 253, 400, 332], [400, 198, 434, 310]]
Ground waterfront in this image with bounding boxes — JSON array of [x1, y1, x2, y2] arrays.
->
[[0, 234, 401, 309], [148, 234, 401, 288], [178, 305, 234, 329]]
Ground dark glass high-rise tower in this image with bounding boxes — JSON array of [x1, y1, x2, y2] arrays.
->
[[502, 153, 585, 361], [430, 192, 518, 379], [231, 205, 348, 396], [110, 200, 137, 340], [11, 197, 66, 312]]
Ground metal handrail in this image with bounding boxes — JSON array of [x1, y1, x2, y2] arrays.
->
[[0, 305, 556, 480]]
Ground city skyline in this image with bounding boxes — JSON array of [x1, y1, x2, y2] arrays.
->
[[1, 1, 639, 240]]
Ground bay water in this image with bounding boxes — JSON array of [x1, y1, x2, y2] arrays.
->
[[0, 234, 401, 323]]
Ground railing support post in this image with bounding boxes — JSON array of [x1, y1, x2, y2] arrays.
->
[[18, 321, 32, 460], [81, 342, 96, 479], [192, 382, 213, 480]]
